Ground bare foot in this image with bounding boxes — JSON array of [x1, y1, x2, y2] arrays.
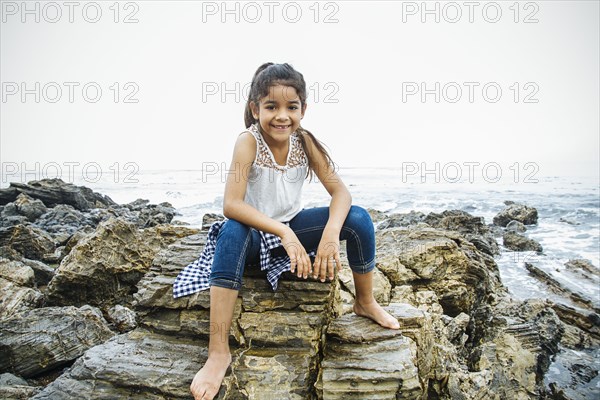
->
[[353, 299, 400, 329], [190, 352, 232, 400]]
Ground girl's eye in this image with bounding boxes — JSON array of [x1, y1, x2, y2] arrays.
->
[[289, 106, 298, 110]]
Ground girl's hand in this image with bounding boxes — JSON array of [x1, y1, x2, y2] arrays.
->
[[280, 227, 312, 279], [313, 228, 341, 282]]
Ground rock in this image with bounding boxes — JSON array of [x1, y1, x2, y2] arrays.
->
[[0, 305, 114, 377], [366, 208, 387, 223], [0, 373, 29, 386], [375, 226, 505, 317], [0, 203, 18, 217], [0, 179, 117, 211], [424, 210, 500, 256], [46, 218, 197, 308], [0, 372, 41, 399], [317, 304, 424, 399], [550, 302, 600, 341], [506, 219, 527, 232], [493, 202, 538, 226], [446, 312, 470, 345], [30, 329, 206, 400], [0, 224, 56, 261], [225, 347, 318, 399], [525, 263, 599, 312], [124, 199, 177, 228], [503, 231, 543, 252], [20, 258, 55, 286], [0, 204, 29, 228], [132, 230, 338, 398], [13, 193, 48, 222], [564, 259, 599, 280], [0, 277, 44, 318], [468, 299, 564, 398], [106, 305, 137, 333], [545, 347, 600, 399], [377, 210, 427, 229], [202, 213, 225, 230], [0, 258, 35, 287], [33, 204, 91, 241]]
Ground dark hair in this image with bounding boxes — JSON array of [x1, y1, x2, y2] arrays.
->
[[244, 62, 334, 181]]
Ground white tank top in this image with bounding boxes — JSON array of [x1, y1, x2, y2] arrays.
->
[[243, 123, 309, 222]]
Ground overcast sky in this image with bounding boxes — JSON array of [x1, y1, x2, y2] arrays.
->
[[1, 1, 598, 182]]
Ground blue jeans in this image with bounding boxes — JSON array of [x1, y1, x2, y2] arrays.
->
[[209, 205, 376, 290]]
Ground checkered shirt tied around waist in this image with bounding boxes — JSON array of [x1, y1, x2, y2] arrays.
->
[[172, 219, 317, 298]]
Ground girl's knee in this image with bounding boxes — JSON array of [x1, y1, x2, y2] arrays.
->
[[345, 205, 373, 227], [218, 219, 250, 240]]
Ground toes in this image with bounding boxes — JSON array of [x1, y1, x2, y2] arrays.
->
[[202, 386, 220, 400]]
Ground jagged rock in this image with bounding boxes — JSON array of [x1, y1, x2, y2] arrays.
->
[[46, 217, 197, 307], [493, 201, 538, 226], [124, 199, 176, 227], [0, 277, 44, 318], [366, 208, 387, 223], [318, 304, 424, 399], [550, 303, 600, 341], [133, 228, 338, 398], [0, 372, 41, 399], [424, 210, 485, 234], [0, 241, 58, 285], [446, 312, 470, 345], [564, 259, 599, 281], [525, 263, 599, 312], [0, 203, 29, 228], [107, 305, 137, 333], [0, 305, 114, 378], [0, 372, 28, 386], [0, 203, 18, 217], [29, 328, 205, 400], [62, 227, 94, 255], [0, 224, 56, 261], [506, 219, 527, 232], [13, 193, 48, 222], [424, 210, 500, 256], [224, 347, 318, 399], [503, 231, 543, 252], [20, 258, 55, 286], [0, 258, 35, 287], [375, 226, 505, 317], [33, 204, 91, 240], [469, 299, 563, 398], [545, 348, 600, 399], [377, 210, 427, 229], [0, 179, 117, 211], [202, 213, 225, 229]]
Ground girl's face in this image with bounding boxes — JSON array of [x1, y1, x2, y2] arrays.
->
[[251, 85, 306, 144]]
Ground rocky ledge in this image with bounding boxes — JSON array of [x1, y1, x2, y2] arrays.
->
[[0, 179, 597, 399]]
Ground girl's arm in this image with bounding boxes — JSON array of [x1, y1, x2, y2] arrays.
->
[[222, 131, 312, 277], [304, 133, 352, 281]]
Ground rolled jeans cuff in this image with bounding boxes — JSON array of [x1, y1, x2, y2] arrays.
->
[[350, 257, 376, 274], [209, 277, 242, 290]]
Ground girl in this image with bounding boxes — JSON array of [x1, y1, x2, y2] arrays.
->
[[172, 63, 400, 400]]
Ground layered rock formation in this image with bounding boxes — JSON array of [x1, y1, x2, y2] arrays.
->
[[0, 179, 597, 399]]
